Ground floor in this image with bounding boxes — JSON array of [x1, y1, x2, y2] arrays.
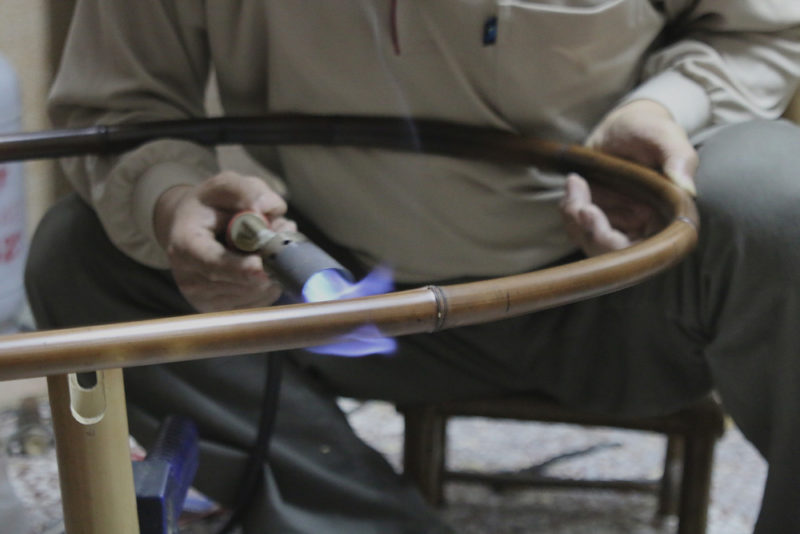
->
[[0, 305, 767, 533], [348, 401, 765, 534], [0, 391, 766, 534]]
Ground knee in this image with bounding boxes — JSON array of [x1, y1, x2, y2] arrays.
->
[[24, 194, 104, 327], [695, 120, 800, 252], [26, 194, 192, 329], [27, 194, 89, 270]]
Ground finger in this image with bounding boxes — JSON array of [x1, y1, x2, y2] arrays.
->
[[185, 285, 283, 313], [270, 216, 298, 233], [199, 172, 290, 238], [662, 146, 699, 196], [577, 205, 631, 255], [175, 272, 272, 295], [560, 173, 592, 212], [604, 204, 656, 237], [586, 100, 698, 196], [252, 189, 290, 219], [200, 172, 288, 216], [590, 187, 655, 232], [227, 284, 284, 310], [570, 179, 657, 239], [586, 182, 635, 210], [175, 273, 282, 312], [560, 174, 593, 248], [195, 251, 268, 284], [647, 118, 698, 195], [170, 230, 269, 284]]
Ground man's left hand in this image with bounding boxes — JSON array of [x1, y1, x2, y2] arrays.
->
[[560, 99, 698, 256]]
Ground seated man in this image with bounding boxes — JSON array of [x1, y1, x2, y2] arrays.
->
[[26, 1, 800, 533]]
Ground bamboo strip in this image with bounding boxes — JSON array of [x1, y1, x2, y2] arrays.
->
[[0, 115, 698, 379]]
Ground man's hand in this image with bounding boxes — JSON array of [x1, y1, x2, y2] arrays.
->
[[153, 171, 297, 312], [560, 99, 698, 256], [561, 173, 661, 257]]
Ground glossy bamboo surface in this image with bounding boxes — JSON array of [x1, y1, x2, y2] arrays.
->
[[47, 370, 139, 533], [0, 115, 699, 380]]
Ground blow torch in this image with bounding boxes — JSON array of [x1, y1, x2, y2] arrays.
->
[[227, 210, 397, 358], [220, 211, 364, 533], [225, 211, 354, 301]]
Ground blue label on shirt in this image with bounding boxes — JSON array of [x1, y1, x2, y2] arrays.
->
[[483, 16, 498, 46]]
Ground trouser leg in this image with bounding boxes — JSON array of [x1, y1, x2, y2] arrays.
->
[[24, 195, 452, 534], [689, 120, 800, 533]]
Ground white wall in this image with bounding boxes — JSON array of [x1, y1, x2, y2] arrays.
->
[[0, 0, 72, 235], [0, 0, 73, 402]]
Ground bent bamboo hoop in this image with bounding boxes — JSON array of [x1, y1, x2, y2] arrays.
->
[[0, 115, 699, 381]]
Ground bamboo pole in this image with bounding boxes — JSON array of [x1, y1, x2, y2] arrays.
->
[[0, 115, 699, 533], [0, 213, 696, 380], [0, 114, 698, 379], [48, 369, 139, 533]]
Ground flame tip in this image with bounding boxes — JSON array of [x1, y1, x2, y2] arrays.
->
[[301, 267, 397, 357]]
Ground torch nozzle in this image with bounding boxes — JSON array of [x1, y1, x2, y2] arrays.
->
[[226, 211, 354, 299]]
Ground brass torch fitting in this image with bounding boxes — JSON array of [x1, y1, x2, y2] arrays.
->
[[226, 211, 353, 298]]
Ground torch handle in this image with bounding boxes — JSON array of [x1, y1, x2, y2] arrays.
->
[[226, 210, 354, 298]]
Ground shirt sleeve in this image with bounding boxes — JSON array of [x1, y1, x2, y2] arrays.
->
[[622, 1, 800, 139], [48, 0, 217, 268]]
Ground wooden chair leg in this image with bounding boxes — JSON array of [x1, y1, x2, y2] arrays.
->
[[657, 435, 684, 518], [399, 394, 725, 532], [402, 407, 446, 506], [677, 434, 717, 534]]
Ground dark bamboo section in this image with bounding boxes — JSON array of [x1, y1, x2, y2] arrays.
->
[[0, 115, 699, 380]]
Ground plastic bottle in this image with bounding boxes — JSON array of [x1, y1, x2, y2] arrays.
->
[[0, 54, 27, 334]]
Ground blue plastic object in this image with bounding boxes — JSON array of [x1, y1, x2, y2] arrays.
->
[[133, 415, 199, 534]]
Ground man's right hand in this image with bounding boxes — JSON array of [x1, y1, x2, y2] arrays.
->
[[153, 171, 296, 312]]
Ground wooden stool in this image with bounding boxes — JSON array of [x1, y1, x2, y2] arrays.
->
[[400, 394, 725, 534]]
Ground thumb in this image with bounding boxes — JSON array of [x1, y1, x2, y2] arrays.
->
[[200, 171, 288, 215], [587, 100, 700, 197], [661, 140, 699, 197]]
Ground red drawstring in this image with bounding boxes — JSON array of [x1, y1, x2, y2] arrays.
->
[[390, 0, 400, 54]]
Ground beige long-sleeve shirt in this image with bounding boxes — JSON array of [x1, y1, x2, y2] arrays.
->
[[49, 1, 800, 282]]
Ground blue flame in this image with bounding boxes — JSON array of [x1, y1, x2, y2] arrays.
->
[[301, 266, 397, 356]]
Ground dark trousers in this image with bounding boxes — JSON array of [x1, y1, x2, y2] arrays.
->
[[26, 120, 800, 533]]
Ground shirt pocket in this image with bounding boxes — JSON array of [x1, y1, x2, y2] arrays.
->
[[494, 0, 663, 138]]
